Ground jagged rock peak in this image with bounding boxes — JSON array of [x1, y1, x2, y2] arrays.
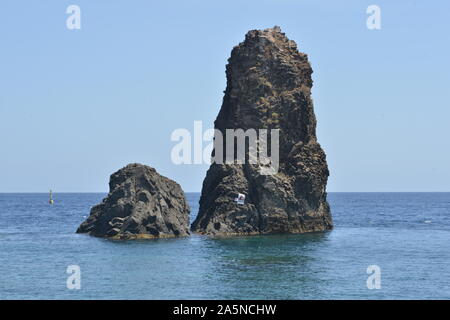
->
[[191, 27, 332, 236], [242, 26, 299, 51]]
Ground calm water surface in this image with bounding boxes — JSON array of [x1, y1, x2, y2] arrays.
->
[[0, 193, 449, 299]]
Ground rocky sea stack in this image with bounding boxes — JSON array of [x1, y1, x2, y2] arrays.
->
[[77, 164, 190, 239], [191, 26, 333, 236]]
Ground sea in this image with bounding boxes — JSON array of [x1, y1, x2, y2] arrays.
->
[[0, 192, 449, 300]]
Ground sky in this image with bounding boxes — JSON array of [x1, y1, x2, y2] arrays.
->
[[0, 0, 449, 192]]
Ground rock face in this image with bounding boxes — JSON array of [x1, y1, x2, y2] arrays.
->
[[191, 26, 333, 236], [77, 164, 190, 239]]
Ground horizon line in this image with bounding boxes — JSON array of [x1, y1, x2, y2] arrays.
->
[[1, 191, 450, 194]]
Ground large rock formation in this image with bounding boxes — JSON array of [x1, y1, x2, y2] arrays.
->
[[191, 26, 332, 236], [77, 163, 190, 239]]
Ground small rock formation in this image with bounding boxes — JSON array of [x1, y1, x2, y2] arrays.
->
[[191, 26, 333, 236], [77, 163, 190, 239]]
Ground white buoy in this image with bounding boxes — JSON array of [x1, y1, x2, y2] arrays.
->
[[49, 190, 55, 205]]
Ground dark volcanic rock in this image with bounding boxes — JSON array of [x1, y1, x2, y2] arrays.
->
[[77, 163, 190, 239], [191, 26, 333, 236]]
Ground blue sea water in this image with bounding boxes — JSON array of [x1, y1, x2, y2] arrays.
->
[[0, 192, 449, 300]]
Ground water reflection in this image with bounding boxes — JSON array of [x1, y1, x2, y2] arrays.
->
[[202, 232, 332, 299]]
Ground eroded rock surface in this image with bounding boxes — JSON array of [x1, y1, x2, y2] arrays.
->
[[77, 163, 190, 239], [191, 26, 333, 236]]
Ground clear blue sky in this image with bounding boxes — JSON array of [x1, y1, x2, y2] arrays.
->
[[1, 0, 449, 192]]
